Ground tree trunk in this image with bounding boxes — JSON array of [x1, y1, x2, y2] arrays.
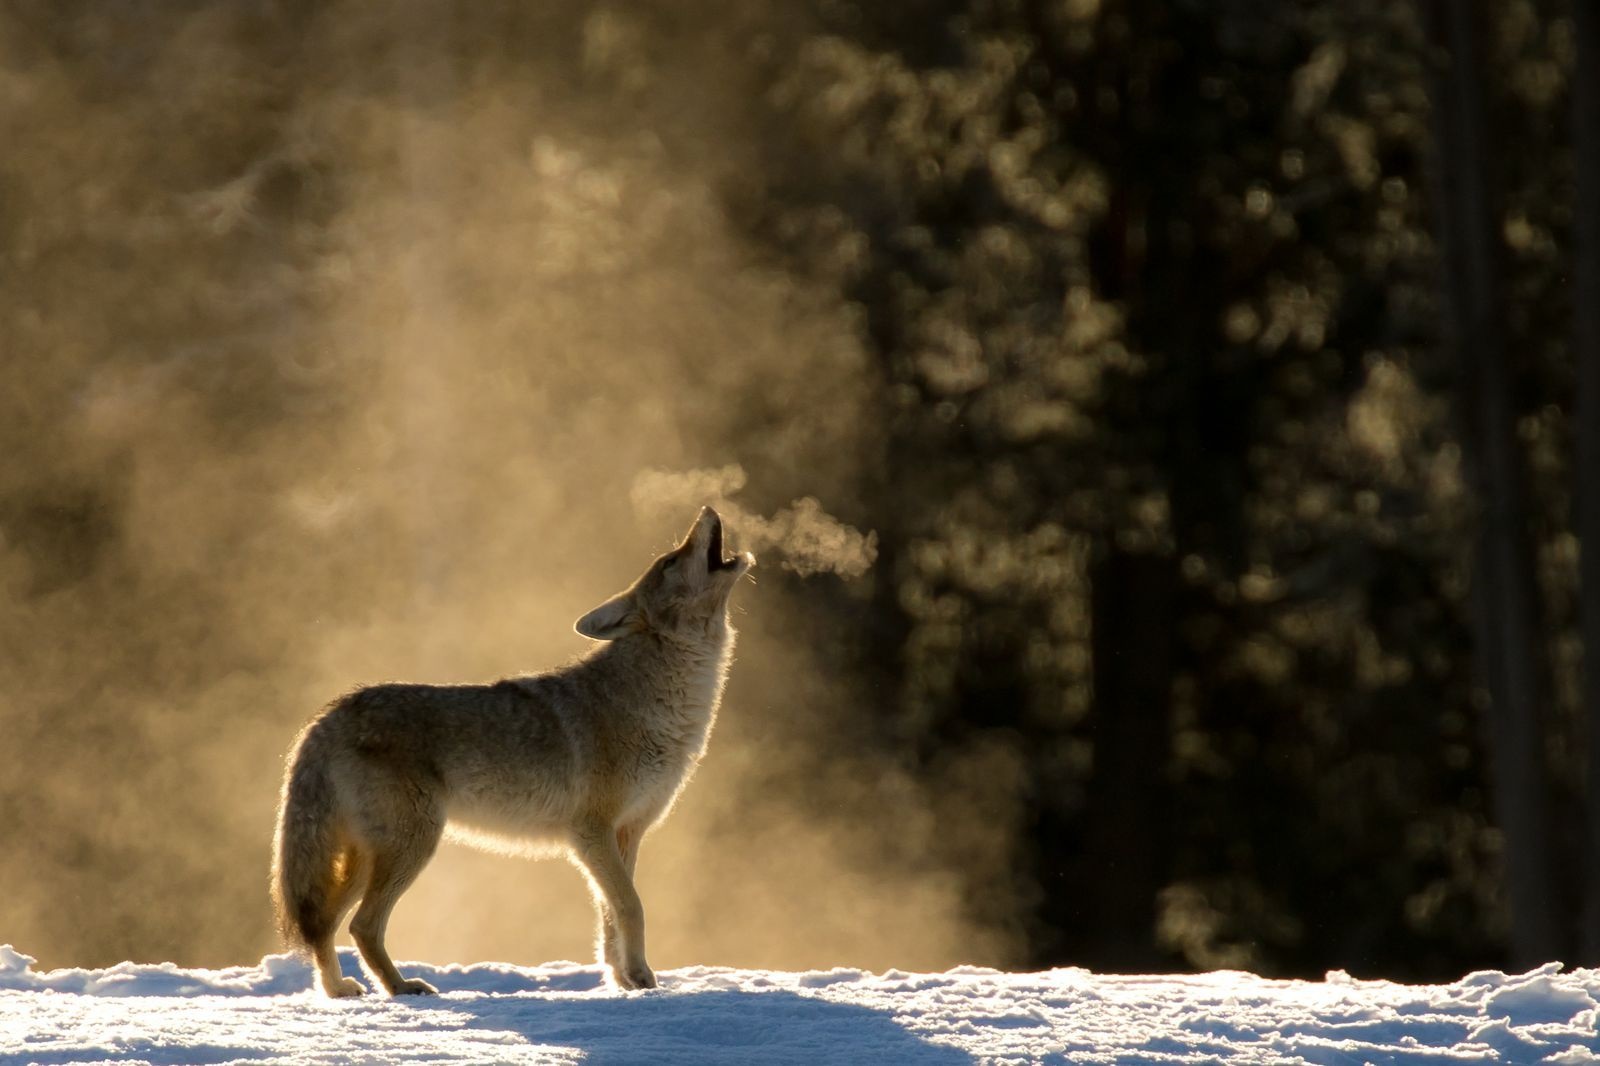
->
[[1574, 0, 1600, 963], [1079, 547, 1177, 970], [1421, 0, 1561, 966]]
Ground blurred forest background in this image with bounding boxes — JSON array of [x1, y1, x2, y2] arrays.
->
[[4, 0, 1600, 982]]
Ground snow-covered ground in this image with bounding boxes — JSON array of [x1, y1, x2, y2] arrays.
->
[[5, 945, 1600, 1065]]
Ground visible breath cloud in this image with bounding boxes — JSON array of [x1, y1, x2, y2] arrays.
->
[[630, 464, 878, 578]]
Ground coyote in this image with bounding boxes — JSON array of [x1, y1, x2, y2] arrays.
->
[[271, 507, 753, 997]]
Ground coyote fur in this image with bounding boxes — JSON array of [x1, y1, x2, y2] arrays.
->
[[271, 507, 753, 997]]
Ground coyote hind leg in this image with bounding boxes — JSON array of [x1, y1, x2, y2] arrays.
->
[[311, 845, 369, 997], [312, 941, 366, 999], [349, 829, 441, 996]]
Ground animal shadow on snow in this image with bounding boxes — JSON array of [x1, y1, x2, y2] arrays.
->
[[406, 970, 975, 1065]]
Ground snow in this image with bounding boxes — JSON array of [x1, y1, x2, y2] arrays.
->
[[4, 945, 1600, 1064]]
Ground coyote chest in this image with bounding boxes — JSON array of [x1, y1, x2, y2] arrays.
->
[[607, 635, 729, 826], [439, 628, 731, 846]]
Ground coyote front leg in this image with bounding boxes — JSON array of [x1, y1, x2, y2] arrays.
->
[[599, 824, 641, 974], [577, 824, 654, 990]]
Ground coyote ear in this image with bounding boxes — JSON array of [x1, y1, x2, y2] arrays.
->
[[574, 592, 639, 641]]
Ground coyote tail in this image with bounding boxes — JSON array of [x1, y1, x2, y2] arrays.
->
[[270, 729, 342, 952]]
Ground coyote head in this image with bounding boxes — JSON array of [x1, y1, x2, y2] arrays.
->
[[575, 507, 754, 641]]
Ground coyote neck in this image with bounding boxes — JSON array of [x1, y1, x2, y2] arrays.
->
[[591, 621, 734, 748]]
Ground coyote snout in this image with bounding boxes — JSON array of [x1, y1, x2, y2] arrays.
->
[[270, 508, 752, 997]]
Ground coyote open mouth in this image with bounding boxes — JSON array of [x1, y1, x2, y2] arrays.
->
[[706, 512, 736, 571]]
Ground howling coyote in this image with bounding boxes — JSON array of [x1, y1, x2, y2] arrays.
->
[[271, 507, 753, 997]]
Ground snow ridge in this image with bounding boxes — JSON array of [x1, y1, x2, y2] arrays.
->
[[4, 945, 1600, 1064]]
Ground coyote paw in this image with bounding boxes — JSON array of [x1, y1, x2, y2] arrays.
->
[[325, 976, 367, 998], [389, 977, 438, 996], [615, 964, 657, 991]]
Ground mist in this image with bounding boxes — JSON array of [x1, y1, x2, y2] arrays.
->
[[0, 2, 1022, 972]]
